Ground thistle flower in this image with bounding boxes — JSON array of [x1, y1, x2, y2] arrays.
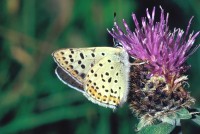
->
[[109, 7, 199, 79], [108, 7, 200, 129]]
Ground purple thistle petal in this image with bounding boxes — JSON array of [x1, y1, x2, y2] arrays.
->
[[109, 7, 200, 78]]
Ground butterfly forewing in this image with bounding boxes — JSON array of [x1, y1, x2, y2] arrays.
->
[[52, 47, 130, 109], [55, 67, 84, 92], [53, 48, 109, 84]]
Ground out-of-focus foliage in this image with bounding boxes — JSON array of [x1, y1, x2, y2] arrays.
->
[[0, 0, 199, 134]]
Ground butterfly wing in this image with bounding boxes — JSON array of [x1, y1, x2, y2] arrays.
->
[[84, 48, 130, 109], [52, 47, 130, 109], [52, 48, 109, 85], [55, 67, 84, 92]]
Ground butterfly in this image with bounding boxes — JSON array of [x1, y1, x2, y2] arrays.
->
[[52, 47, 130, 109]]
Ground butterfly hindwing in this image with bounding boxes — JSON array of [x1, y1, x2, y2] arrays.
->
[[84, 51, 130, 109], [52, 47, 130, 109]]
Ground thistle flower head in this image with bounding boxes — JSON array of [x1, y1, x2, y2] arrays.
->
[[108, 7, 199, 129], [108, 7, 200, 80]]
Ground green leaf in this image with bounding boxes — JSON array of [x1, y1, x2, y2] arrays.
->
[[136, 115, 154, 131], [175, 108, 192, 119], [137, 123, 175, 134], [160, 116, 176, 125], [192, 115, 200, 126], [161, 108, 191, 125]]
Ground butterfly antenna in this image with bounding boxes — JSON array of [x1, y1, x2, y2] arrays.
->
[[113, 12, 123, 48], [114, 12, 117, 24]]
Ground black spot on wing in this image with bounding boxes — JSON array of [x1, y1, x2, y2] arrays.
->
[[81, 64, 85, 69], [105, 72, 109, 76], [78, 60, 82, 64], [80, 73, 86, 79], [108, 77, 112, 83], [80, 53, 84, 59], [69, 65, 73, 69], [111, 89, 114, 93], [91, 69, 94, 73], [70, 49, 74, 54], [91, 53, 95, 57], [70, 59, 74, 62], [74, 70, 79, 74]]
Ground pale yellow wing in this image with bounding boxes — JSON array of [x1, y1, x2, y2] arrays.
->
[[84, 48, 130, 109], [52, 47, 111, 84], [52, 47, 130, 109]]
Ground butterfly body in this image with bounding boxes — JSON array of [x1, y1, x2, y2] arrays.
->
[[52, 47, 130, 109]]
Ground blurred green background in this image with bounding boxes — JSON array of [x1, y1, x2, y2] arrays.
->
[[0, 0, 200, 134]]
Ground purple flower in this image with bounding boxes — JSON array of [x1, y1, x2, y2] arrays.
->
[[108, 7, 200, 80]]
